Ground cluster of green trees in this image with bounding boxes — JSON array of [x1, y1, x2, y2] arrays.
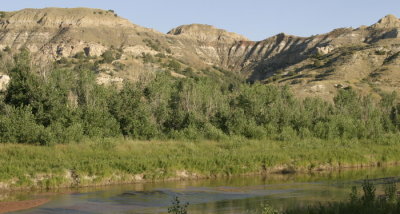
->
[[1, 50, 400, 145]]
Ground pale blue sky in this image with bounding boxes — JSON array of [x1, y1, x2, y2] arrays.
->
[[2, 0, 400, 41]]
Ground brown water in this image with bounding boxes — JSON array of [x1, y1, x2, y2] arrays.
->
[[8, 166, 400, 214]]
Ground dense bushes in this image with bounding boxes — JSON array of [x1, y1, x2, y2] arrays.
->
[[1, 51, 400, 144]]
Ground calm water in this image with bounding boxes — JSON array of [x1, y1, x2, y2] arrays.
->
[[9, 166, 400, 214]]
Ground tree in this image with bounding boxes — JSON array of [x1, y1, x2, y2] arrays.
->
[[0, 106, 49, 145], [5, 49, 42, 108], [109, 83, 157, 139], [390, 104, 400, 129]]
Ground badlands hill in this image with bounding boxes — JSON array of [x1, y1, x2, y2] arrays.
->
[[0, 8, 400, 99]]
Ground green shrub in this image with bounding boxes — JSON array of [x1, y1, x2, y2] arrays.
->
[[112, 61, 126, 71], [182, 67, 194, 76], [101, 50, 115, 63], [0, 106, 48, 145], [143, 39, 161, 51], [74, 52, 86, 59], [168, 60, 181, 71], [375, 50, 387, 55], [278, 126, 298, 141], [57, 57, 69, 64], [313, 59, 325, 67], [142, 53, 155, 63], [203, 123, 228, 141]]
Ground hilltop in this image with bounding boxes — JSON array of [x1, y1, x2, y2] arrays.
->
[[0, 8, 399, 99]]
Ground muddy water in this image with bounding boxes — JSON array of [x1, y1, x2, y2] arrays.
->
[[9, 166, 400, 214]]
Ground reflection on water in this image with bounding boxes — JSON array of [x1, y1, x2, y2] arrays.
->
[[10, 166, 400, 214]]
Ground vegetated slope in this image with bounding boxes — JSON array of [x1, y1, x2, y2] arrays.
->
[[240, 15, 400, 100], [0, 8, 249, 88], [0, 8, 179, 85], [174, 15, 400, 100], [0, 8, 400, 99]]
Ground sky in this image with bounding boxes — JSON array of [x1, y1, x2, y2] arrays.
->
[[2, 0, 400, 41]]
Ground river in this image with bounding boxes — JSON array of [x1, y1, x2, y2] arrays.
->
[[7, 166, 400, 214]]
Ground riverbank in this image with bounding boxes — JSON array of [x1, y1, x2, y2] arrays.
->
[[3, 166, 400, 214], [1, 138, 400, 192]]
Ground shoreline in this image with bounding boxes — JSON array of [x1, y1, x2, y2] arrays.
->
[[1, 160, 398, 192], [0, 162, 399, 213]]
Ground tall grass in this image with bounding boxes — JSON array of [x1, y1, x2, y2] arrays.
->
[[0, 138, 400, 190], [282, 180, 400, 214]]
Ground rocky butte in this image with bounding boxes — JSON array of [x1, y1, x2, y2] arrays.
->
[[0, 8, 399, 99]]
